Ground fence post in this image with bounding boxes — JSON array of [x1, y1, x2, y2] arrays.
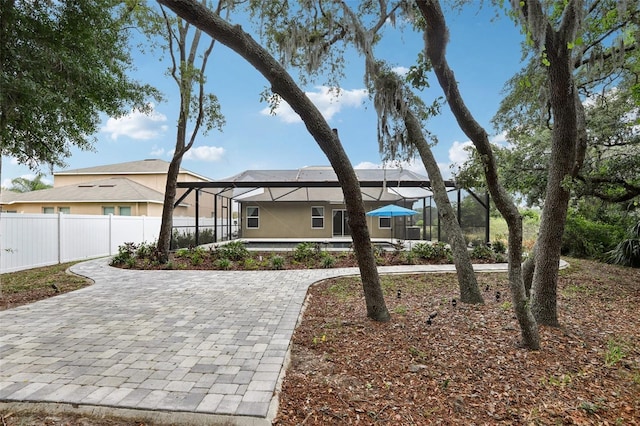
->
[[109, 213, 114, 255], [57, 212, 63, 264]]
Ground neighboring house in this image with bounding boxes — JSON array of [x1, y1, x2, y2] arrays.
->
[[177, 166, 447, 240], [0, 159, 221, 217]]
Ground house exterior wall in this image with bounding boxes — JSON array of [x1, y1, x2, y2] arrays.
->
[[239, 201, 399, 239]]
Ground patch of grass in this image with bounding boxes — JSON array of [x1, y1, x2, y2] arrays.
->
[[604, 338, 627, 367], [545, 373, 572, 387], [325, 279, 358, 300], [500, 301, 512, 311], [408, 345, 429, 362], [393, 305, 408, 315]]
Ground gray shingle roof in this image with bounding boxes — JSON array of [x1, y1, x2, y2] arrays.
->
[[1, 178, 170, 205], [54, 159, 210, 181]]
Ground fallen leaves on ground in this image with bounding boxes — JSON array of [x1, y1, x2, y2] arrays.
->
[[274, 258, 640, 425]]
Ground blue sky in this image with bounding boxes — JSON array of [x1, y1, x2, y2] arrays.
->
[[2, 3, 524, 188]]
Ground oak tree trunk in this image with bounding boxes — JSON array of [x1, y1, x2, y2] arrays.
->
[[418, 0, 539, 349], [528, 3, 580, 327], [404, 108, 483, 304]]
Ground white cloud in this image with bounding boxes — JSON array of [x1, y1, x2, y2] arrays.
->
[[150, 145, 166, 157], [392, 66, 410, 76], [102, 104, 168, 140], [261, 86, 368, 123], [184, 145, 225, 162], [448, 140, 474, 166]]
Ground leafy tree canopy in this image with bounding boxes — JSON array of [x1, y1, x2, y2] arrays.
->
[[5, 174, 52, 193], [456, 0, 640, 207], [0, 0, 160, 170]]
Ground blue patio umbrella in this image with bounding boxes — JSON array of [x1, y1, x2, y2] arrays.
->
[[366, 204, 418, 217], [366, 204, 418, 240]]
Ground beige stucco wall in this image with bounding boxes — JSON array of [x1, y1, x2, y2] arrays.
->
[[239, 201, 402, 239]]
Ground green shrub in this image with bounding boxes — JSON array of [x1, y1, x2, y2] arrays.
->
[[216, 258, 232, 270], [171, 228, 215, 250], [243, 258, 259, 270], [412, 242, 452, 260], [321, 255, 336, 268], [411, 242, 434, 259], [562, 213, 625, 259], [607, 222, 640, 268], [190, 252, 204, 266], [111, 242, 138, 266], [175, 248, 190, 258], [293, 242, 316, 262], [403, 250, 417, 265], [217, 241, 249, 261], [491, 239, 507, 254], [270, 255, 285, 270], [135, 242, 155, 259], [471, 245, 494, 260]]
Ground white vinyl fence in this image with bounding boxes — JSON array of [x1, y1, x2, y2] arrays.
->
[[0, 213, 234, 273]]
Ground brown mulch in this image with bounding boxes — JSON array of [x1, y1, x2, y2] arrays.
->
[[2, 258, 638, 425], [274, 258, 640, 425]]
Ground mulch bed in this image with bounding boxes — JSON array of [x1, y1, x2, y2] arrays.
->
[[273, 258, 640, 425]]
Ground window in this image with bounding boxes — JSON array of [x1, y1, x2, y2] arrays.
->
[[43, 207, 54, 214], [379, 217, 391, 229], [103, 206, 115, 215], [58, 207, 70, 214], [311, 206, 324, 229], [119, 206, 131, 216], [246, 206, 259, 229]]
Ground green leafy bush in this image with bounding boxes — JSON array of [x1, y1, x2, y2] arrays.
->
[[217, 241, 249, 261], [174, 248, 189, 258], [270, 255, 285, 270], [190, 251, 204, 266], [562, 213, 625, 259], [171, 228, 215, 250], [243, 258, 258, 270], [135, 242, 155, 259], [403, 250, 417, 265], [412, 242, 451, 260], [111, 242, 138, 266], [471, 245, 494, 260], [293, 242, 316, 262], [321, 254, 336, 268], [216, 258, 232, 270], [491, 239, 507, 254], [607, 222, 640, 268]]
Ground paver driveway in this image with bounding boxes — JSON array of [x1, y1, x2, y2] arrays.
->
[[0, 258, 511, 424]]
